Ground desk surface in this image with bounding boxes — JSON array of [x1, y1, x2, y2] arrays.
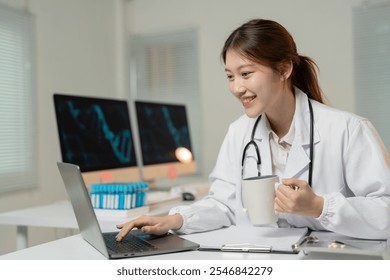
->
[[0, 231, 383, 260], [0, 199, 182, 251], [0, 200, 78, 229], [0, 200, 386, 260], [0, 199, 180, 229]]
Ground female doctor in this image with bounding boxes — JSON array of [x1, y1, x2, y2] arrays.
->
[[116, 19, 390, 241]]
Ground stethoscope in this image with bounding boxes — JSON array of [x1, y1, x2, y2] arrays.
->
[[241, 99, 314, 186]]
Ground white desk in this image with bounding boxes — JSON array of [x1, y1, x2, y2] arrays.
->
[[0, 231, 383, 260], [0, 200, 78, 250], [0, 199, 183, 250], [2, 233, 388, 280], [1, 199, 387, 261], [0, 180, 208, 251]]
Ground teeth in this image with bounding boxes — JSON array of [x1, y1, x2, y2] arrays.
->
[[243, 96, 255, 103]]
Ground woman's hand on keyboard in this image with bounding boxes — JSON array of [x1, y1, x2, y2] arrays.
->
[[115, 214, 183, 242]]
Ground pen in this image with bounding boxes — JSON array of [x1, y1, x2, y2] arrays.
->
[[198, 243, 272, 253], [223, 243, 272, 253]]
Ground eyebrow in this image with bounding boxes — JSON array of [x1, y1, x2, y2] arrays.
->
[[225, 63, 255, 72]]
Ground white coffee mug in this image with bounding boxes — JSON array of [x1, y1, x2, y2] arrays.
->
[[241, 175, 279, 225]]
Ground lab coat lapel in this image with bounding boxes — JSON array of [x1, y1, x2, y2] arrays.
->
[[284, 90, 320, 180], [284, 144, 311, 179]]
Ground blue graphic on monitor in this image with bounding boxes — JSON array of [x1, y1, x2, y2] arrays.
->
[[135, 101, 192, 165], [54, 94, 137, 172]]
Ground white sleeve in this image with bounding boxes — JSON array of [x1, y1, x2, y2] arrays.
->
[[169, 124, 241, 234], [168, 180, 236, 234], [317, 119, 390, 239]]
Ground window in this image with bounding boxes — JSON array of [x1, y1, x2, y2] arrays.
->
[[130, 29, 202, 173], [0, 4, 36, 192], [353, 2, 390, 150]]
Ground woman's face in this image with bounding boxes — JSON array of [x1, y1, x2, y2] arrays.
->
[[225, 50, 287, 118]]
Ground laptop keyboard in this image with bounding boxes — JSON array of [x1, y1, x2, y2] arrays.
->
[[104, 233, 158, 253]]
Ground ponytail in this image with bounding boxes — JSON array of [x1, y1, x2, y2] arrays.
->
[[292, 55, 324, 103]]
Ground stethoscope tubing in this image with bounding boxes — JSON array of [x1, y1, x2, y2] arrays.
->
[[242, 99, 314, 186]]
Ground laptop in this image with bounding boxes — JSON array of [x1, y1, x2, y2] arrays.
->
[[57, 162, 199, 259]]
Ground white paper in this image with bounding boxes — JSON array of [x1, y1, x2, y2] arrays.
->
[[183, 226, 308, 252]]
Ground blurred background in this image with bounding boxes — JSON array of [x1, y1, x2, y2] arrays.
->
[[0, 0, 389, 255]]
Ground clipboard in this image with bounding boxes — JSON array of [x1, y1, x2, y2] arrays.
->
[[184, 226, 310, 254], [292, 231, 389, 258]]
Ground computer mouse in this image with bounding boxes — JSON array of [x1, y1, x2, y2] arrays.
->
[[182, 192, 195, 201]]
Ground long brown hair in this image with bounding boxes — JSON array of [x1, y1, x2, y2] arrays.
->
[[221, 19, 324, 103]]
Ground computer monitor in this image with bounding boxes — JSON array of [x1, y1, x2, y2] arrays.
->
[[53, 94, 140, 187], [134, 101, 196, 182]]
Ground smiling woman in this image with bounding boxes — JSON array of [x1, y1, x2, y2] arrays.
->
[[116, 18, 390, 241], [0, 4, 36, 192]]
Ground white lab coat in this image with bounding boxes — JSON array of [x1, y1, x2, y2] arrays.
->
[[170, 89, 390, 239]]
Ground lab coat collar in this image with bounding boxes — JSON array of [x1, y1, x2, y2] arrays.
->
[[252, 88, 319, 144], [284, 88, 320, 180], [253, 88, 320, 179], [293, 88, 320, 146]]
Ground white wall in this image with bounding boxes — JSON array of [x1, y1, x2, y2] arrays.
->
[[1, 0, 387, 255], [0, 0, 123, 254]]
